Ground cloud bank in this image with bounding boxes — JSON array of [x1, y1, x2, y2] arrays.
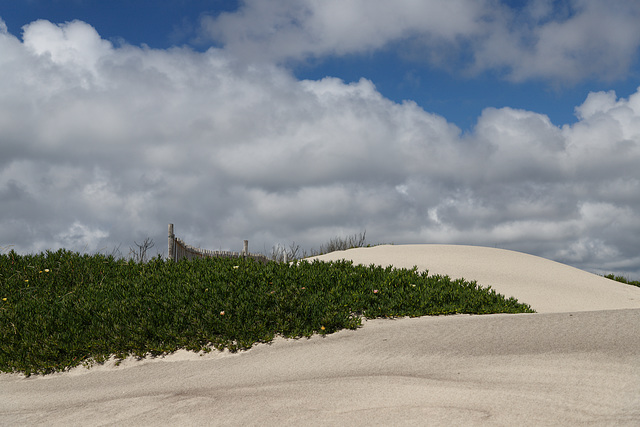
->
[[1, 16, 639, 276], [201, 0, 640, 83]]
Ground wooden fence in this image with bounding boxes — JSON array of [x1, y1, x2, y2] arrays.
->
[[167, 224, 269, 263]]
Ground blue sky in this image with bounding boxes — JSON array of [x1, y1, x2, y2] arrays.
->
[[1, 0, 640, 277], [1, 0, 235, 48]]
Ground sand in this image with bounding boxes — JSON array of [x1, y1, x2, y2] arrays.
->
[[311, 245, 640, 313], [3, 244, 640, 426]]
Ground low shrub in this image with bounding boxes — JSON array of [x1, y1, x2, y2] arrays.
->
[[604, 273, 640, 288]]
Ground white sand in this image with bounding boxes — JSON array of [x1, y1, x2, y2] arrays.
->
[[3, 244, 640, 426], [310, 244, 640, 313]]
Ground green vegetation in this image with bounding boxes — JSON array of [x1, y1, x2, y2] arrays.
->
[[1, 249, 533, 376], [604, 274, 640, 288]]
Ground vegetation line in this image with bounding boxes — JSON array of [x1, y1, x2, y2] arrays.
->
[[1, 248, 534, 376], [604, 274, 640, 288]]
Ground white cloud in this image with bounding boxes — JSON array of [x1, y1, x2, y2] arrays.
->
[[491, 0, 640, 82], [201, 0, 640, 83], [22, 19, 113, 68], [1, 18, 639, 277], [201, 0, 488, 62]]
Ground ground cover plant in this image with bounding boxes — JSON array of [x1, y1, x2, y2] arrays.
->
[[1, 249, 534, 376], [604, 274, 640, 288]]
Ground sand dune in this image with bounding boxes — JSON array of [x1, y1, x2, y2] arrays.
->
[[3, 245, 640, 426], [310, 244, 640, 313]]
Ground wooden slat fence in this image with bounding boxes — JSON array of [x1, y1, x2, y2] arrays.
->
[[167, 224, 269, 263]]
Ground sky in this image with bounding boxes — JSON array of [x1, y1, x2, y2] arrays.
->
[[1, 0, 640, 277]]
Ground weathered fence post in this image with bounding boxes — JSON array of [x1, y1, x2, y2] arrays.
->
[[168, 224, 175, 262], [243, 240, 249, 259], [283, 251, 288, 263]]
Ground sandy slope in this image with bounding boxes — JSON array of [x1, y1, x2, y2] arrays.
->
[[3, 245, 640, 426], [310, 244, 640, 313]]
